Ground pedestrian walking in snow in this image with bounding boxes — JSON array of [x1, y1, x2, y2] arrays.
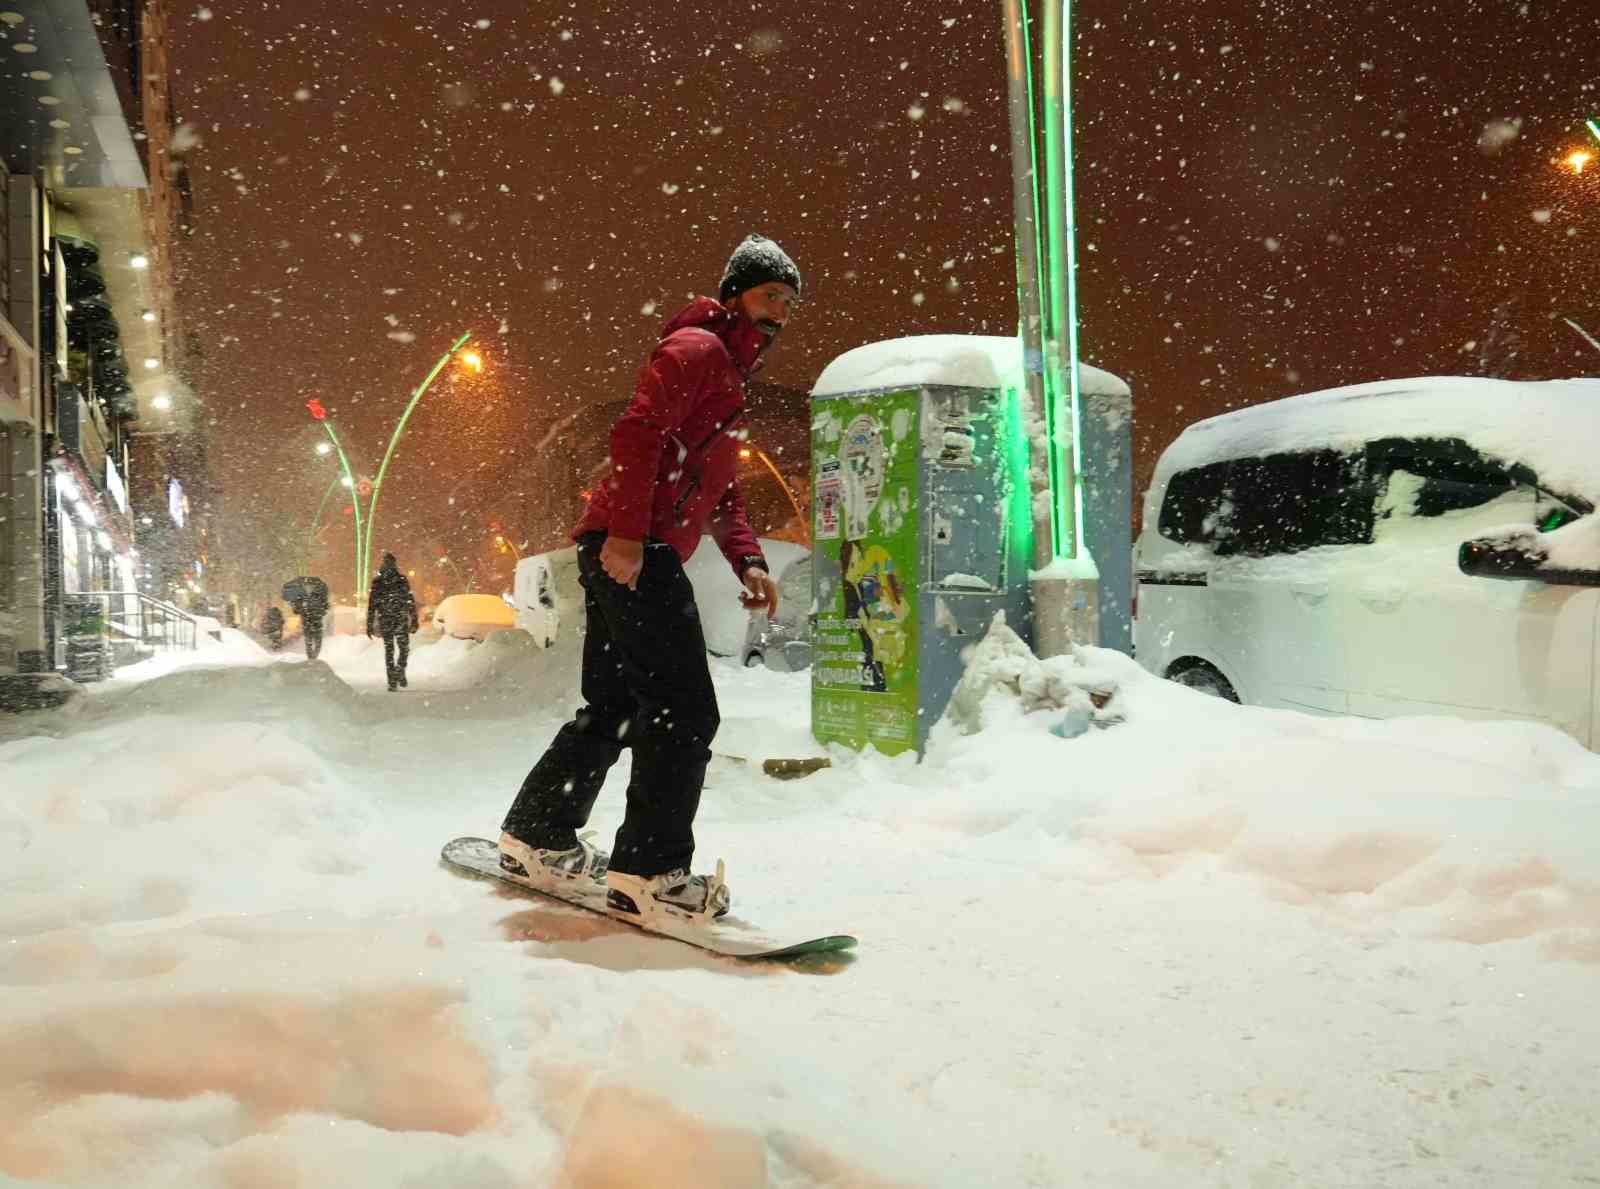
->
[[367, 553, 418, 691], [284, 575, 331, 661], [261, 605, 285, 651], [497, 234, 798, 922]]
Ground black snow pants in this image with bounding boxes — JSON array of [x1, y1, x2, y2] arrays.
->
[[303, 616, 325, 661], [382, 630, 409, 687], [501, 532, 719, 878]]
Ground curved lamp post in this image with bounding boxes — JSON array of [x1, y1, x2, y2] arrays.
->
[[361, 331, 474, 599], [739, 446, 810, 545], [303, 471, 342, 571], [306, 398, 365, 601]]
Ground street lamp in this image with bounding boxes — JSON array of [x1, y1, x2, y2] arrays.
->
[[361, 331, 475, 598], [1567, 148, 1592, 175], [739, 445, 809, 544], [438, 554, 473, 592]]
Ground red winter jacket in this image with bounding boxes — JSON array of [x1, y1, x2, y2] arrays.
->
[[573, 297, 769, 578]]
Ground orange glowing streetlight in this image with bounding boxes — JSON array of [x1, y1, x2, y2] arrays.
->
[[1567, 148, 1593, 175], [460, 350, 484, 372], [738, 443, 809, 544]]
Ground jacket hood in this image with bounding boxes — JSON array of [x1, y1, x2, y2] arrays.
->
[[660, 297, 769, 375]]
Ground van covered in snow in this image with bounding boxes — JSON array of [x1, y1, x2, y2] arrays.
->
[[512, 549, 582, 647], [1134, 376, 1600, 747]]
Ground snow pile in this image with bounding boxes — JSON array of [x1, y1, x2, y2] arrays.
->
[[2, 619, 1599, 1185], [812, 333, 1128, 399], [942, 612, 1122, 734]]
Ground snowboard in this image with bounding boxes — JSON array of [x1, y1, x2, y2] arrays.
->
[[440, 837, 857, 962]]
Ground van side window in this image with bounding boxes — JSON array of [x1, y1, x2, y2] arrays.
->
[[1159, 450, 1373, 557], [1367, 438, 1519, 519]]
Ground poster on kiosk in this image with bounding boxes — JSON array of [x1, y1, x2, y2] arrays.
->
[[810, 388, 925, 755]]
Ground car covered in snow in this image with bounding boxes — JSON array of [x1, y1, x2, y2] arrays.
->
[[1135, 375, 1600, 747], [431, 593, 518, 642], [738, 547, 813, 671], [682, 536, 810, 662]]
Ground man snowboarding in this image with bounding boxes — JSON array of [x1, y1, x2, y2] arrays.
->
[[497, 234, 798, 923], [367, 553, 418, 690], [284, 575, 331, 661]]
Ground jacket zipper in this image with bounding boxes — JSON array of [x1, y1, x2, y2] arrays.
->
[[673, 475, 701, 515]]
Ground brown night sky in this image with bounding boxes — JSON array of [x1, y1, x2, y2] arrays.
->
[[170, 1, 1599, 603]]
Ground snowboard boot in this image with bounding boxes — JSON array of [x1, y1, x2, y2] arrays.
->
[[606, 862, 731, 922], [498, 831, 610, 892]]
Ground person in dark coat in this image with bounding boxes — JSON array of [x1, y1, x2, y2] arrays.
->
[[261, 605, 285, 652], [497, 234, 796, 923], [285, 576, 331, 661], [366, 553, 418, 690]]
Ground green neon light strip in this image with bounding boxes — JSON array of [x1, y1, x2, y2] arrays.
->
[[1018, 5, 1049, 351], [362, 331, 473, 598], [320, 421, 364, 604], [306, 472, 342, 563], [1041, 0, 1069, 558], [1057, 0, 1086, 559], [1588, 118, 1600, 145], [1003, 386, 1035, 568]]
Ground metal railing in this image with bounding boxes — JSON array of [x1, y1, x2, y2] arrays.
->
[[64, 591, 201, 653]]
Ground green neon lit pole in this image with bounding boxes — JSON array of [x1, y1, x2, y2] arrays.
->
[[1041, 0, 1070, 558], [305, 472, 342, 562], [318, 421, 365, 605], [1588, 118, 1600, 145], [1001, 0, 1052, 570], [1043, 0, 1084, 559], [361, 331, 473, 601]]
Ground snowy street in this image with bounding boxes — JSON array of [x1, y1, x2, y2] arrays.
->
[[3, 628, 1597, 1188]]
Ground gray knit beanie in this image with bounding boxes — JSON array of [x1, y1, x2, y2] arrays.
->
[[718, 234, 802, 302]]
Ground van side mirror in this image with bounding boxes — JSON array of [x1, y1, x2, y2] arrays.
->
[[1459, 531, 1600, 587]]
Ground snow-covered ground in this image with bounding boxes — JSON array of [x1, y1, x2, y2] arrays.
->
[[2, 623, 1598, 1187]]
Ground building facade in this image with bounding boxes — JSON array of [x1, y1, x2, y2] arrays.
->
[[0, 0, 208, 703]]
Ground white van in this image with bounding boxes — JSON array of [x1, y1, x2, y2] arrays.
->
[[1134, 376, 1600, 747], [512, 549, 582, 647]]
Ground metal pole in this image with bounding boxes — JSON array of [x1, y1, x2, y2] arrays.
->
[[319, 421, 364, 607], [1003, 0, 1097, 655], [305, 472, 341, 563], [1000, 0, 1053, 572], [362, 331, 473, 600], [1042, 0, 1080, 559]]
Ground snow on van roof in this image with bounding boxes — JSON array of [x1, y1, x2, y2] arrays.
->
[[1156, 376, 1600, 501], [812, 334, 1130, 399]]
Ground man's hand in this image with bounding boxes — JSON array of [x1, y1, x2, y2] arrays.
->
[[740, 567, 780, 619], [600, 535, 644, 590]]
